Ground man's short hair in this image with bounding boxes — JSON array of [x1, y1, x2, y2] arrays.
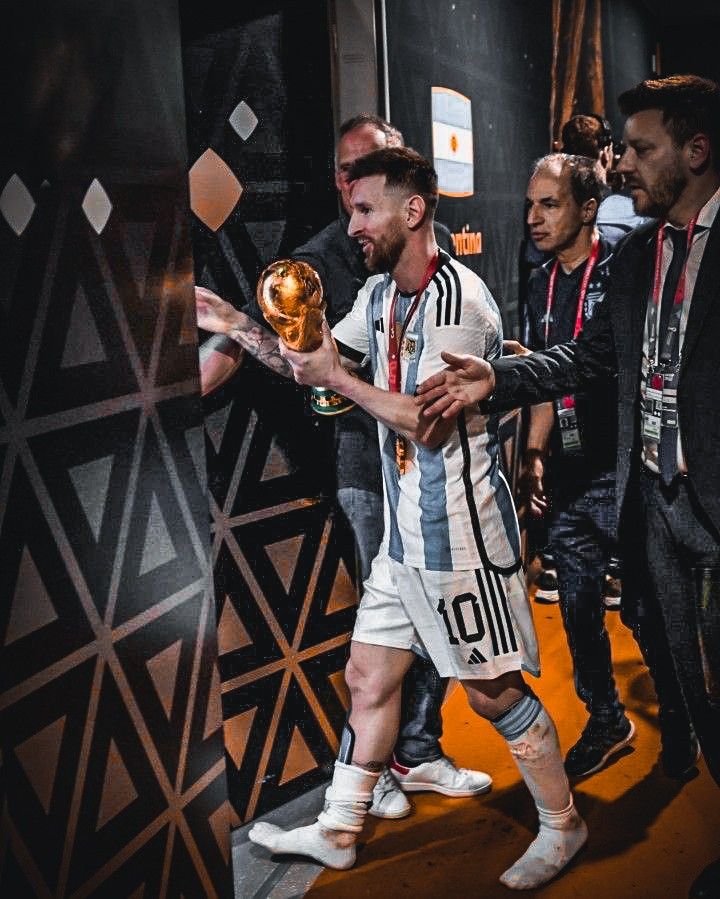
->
[[561, 114, 613, 158], [531, 153, 605, 211], [338, 114, 404, 147], [347, 146, 439, 213], [618, 74, 720, 170]]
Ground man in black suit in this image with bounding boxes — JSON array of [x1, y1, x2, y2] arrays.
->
[[416, 74, 720, 899]]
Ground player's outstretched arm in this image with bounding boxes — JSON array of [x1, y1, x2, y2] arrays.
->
[[280, 322, 452, 448], [415, 351, 496, 419], [195, 286, 292, 387]]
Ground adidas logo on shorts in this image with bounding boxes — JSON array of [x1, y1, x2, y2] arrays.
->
[[467, 648, 486, 665]]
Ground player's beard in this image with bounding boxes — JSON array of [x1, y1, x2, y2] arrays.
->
[[631, 157, 688, 218], [366, 221, 406, 274]]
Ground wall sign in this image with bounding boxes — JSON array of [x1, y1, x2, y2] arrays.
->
[[431, 86, 474, 197]]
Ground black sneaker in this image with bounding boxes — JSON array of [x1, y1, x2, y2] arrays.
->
[[534, 568, 560, 603], [564, 716, 636, 777]]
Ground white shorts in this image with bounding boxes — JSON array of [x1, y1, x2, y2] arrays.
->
[[353, 550, 540, 680]]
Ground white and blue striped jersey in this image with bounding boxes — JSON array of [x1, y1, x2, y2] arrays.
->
[[332, 250, 521, 573]]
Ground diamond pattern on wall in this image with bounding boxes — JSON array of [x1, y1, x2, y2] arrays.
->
[[0, 180, 230, 896], [189, 149, 243, 232], [0, 174, 35, 236], [228, 100, 259, 141], [182, 3, 373, 827], [82, 178, 113, 235]]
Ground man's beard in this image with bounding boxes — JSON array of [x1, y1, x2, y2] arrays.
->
[[631, 159, 688, 217], [366, 224, 405, 273]]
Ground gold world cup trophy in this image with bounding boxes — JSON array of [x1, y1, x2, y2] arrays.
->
[[256, 259, 355, 415]]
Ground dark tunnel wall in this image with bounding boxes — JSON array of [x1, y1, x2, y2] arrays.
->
[[384, 0, 553, 338], [181, 1, 360, 824], [602, 0, 657, 137], [0, 0, 231, 895]]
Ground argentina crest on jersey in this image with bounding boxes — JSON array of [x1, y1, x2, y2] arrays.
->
[[401, 331, 418, 360]]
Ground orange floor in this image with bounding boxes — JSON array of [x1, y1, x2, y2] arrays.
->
[[307, 592, 720, 899]]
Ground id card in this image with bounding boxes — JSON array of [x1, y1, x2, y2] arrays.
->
[[642, 370, 663, 441], [555, 395, 582, 453]]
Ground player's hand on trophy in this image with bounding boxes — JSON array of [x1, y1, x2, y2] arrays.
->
[[257, 259, 354, 414], [195, 286, 243, 334], [279, 320, 342, 388], [415, 351, 495, 419]]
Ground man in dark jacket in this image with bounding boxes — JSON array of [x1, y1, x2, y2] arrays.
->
[[416, 74, 720, 899], [522, 152, 687, 779]]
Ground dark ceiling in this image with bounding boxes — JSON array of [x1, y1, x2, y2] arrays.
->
[[639, 0, 720, 23]]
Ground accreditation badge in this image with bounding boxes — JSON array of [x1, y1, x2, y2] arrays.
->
[[642, 369, 663, 441], [555, 395, 582, 453]]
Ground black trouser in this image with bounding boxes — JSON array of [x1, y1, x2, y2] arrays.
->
[[549, 469, 685, 731], [640, 468, 720, 786], [548, 472, 625, 724]]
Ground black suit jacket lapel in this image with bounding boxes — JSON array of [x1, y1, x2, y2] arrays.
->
[[681, 213, 720, 370], [625, 228, 656, 366]]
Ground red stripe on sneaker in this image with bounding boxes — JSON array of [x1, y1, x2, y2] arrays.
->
[[390, 758, 411, 775]]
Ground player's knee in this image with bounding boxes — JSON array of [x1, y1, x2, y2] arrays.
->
[[464, 673, 527, 720], [465, 688, 499, 719]]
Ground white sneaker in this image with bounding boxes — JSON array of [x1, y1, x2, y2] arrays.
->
[[368, 767, 412, 819], [603, 574, 622, 610], [390, 755, 492, 797], [534, 568, 560, 603]]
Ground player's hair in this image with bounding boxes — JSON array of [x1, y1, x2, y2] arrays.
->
[[338, 114, 404, 147], [619, 74, 720, 171], [347, 146, 439, 213], [560, 113, 613, 158], [531, 153, 605, 211]]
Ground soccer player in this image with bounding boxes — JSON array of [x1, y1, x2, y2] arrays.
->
[[248, 146, 587, 889]]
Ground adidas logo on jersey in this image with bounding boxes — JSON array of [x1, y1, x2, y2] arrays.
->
[[468, 648, 486, 665]]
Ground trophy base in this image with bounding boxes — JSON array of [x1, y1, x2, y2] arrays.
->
[[310, 386, 355, 416]]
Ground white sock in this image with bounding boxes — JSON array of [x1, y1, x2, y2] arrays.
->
[[499, 797, 587, 889], [248, 761, 379, 871], [501, 708, 587, 889], [248, 820, 357, 870], [317, 761, 379, 832]]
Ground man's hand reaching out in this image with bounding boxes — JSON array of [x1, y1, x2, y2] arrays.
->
[[415, 352, 496, 419]]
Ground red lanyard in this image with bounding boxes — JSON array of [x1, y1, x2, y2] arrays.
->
[[545, 237, 600, 347], [387, 253, 439, 392]]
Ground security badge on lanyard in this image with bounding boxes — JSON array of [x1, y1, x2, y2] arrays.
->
[[641, 219, 696, 443], [388, 253, 439, 475], [545, 238, 600, 454]]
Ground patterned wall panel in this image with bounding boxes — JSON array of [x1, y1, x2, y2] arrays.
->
[[0, 1, 231, 895], [181, 2, 359, 824]]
